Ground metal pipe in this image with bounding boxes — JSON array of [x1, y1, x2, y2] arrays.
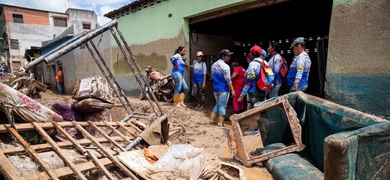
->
[[42, 20, 118, 64]]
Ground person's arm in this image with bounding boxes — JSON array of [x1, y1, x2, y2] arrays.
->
[[227, 82, 235, 97], [170, 55, 179, 69], [222, 65, 234, 96]]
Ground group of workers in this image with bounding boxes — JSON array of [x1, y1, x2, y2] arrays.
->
[[169, 37, 312, 127]]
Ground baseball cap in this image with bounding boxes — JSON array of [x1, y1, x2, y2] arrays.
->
[[250, 45, 262, 55], [196, 51, 204, 56], [261, 49, 267, 58], [220, 49, 234, 56], [290, 37, 305, 48]]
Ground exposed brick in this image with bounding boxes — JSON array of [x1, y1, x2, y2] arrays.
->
[[4, 6, 49, 25]]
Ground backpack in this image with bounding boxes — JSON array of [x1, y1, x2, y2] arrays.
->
[[279, 56, 288, 78], [257, 61, 274, 91]]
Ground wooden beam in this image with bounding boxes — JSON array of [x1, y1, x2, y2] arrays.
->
[[25, 158, 113, 179], [104, 122, 132, 144], [115, 121, 138, 137], [32, 122, 87, 180], [0, 122, 137, 133], [73, 122, 139, 180], [189, 0, 288, 24], [53, 122, 86, 154], [86, 150, 115, 180], [6, 125, 59, 180], [0, 137, 127, 154], [0, 153, 24, 179], [88, 122, 125, 152]]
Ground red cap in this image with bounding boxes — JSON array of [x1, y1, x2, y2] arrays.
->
[[250, 45, 262, 54]]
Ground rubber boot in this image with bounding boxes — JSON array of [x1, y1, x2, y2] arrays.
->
[[179, 93, 187, 108], [210, 112, 218, 125], [173, 94, 181, 107], [218, 115, 225, 127]]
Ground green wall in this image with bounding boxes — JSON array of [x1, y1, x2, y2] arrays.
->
[[114, 0, 248, 45]]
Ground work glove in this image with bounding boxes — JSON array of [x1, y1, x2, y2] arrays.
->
[[290, 83, 298, 92]]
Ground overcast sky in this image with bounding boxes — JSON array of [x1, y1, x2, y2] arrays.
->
[[0, 0, 134, 25]]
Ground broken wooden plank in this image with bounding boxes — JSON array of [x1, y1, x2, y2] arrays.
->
[[104, 121, 132, 144], [0, 136, 127, 154], [115, 121, 138, 137], [32, 122, 87, 180], [89, 122, 125, 152], [0, 122, 137, 133], [6, 125, 59, 180], [53, 122, 86, 154], [25, 158, 113, 179], [73, 122, 139, 180], [125, 121, 142, 133], [0, 153, 24, 180], [86, 150, 115, 180]]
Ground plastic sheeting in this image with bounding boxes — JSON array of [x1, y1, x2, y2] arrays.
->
[[0, 82, 62, 123]]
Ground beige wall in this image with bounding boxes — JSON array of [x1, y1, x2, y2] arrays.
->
[[327, 0, 390, 74]]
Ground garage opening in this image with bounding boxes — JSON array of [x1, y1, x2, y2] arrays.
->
[[189, 0, 333, 98]]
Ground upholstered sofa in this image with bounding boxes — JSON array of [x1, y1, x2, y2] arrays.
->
[[257, 92, 390, 180]]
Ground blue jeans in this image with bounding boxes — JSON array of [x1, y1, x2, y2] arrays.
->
[[57, 82, 63, 94], [212, 92, 230, 116], [172, 72, 188, 94]]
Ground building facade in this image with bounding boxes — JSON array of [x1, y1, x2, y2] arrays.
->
[[104, 0, 390, 116], [0, 4, 103, 94]]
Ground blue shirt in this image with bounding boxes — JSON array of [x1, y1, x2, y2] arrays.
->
[[287, 51, 311, 87], [242, 58, 262, 95], [268, 54, 283, 84], [170, 53, 186, 75], [212, 59, 232, 92], [192, 60, 207, 84]]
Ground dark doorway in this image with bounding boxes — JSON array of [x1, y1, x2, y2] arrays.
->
[[189, 0, 333, 97]]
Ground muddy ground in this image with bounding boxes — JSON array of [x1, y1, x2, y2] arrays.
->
[[33, 89, 274, 180]]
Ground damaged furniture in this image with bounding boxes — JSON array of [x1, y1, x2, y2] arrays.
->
[[230, 91, 390, 180]]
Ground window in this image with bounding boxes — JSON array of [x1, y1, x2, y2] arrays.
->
[[53, 17, 67, 27], [12, 14, 23, 23], [82, 22, 91, 30], [10, 39, 19, 49]]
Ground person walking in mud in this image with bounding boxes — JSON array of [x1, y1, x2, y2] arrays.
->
[[210, 49, 235, 127], [287, 37, 312, 92], [170, 46, 190, 107], [191, 51, 207, 110], [56, 67, 64, 94]]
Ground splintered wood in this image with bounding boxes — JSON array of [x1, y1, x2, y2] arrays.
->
[[0, 121, 142, 180]]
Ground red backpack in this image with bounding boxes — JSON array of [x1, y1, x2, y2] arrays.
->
[[279, 56, 288, 78], [257, 61, 274, 91]]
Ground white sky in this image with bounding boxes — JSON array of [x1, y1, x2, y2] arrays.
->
[[0, 0, 134, 25]]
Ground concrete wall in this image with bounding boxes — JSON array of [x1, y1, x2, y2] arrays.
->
[[326, 0, 390, 116], [66, 8, 98, 33], [111, 0, 249, 96], [8, 22, 66, 71]]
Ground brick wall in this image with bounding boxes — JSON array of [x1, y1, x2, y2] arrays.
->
[[4, 6, 49, 25]]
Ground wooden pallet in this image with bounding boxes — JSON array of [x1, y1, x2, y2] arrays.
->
[[0, 121, 147, 180]]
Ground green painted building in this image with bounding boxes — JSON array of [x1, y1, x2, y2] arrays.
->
[[105, 0, 390, 117]]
